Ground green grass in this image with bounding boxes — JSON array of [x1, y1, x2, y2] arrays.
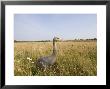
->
[[14, 41, 97, 76]]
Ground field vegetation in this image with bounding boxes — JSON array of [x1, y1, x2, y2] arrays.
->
[[14, 40, 97, 76]]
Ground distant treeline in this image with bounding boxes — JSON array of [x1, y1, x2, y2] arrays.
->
[[14, 38, 97, 42]]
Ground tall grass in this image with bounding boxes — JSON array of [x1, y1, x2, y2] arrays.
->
[[14, 41, 97, 76]]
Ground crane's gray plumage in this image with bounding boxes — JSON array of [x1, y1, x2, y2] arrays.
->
[[36, 37, 61, 69]]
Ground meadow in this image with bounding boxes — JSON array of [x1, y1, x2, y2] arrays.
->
[[14, 41, 97, 76]]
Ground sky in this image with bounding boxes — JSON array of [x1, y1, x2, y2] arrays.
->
[[14, 14, 97, 41]]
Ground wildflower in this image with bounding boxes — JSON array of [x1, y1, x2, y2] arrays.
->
[[27, 57, 32, 61], [74, 68, 76, 70], [18, 68, 21, 71], [27, 57, 30, 60], [31, 62, 34, 63], [29, 58, 32, 61]]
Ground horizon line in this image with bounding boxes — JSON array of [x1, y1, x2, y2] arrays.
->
[[14, 38, 97, 41]]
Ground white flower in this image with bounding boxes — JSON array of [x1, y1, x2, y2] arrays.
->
[[27, 57, 32, 61], [31, 62, 34, 63], [30, 58, 32, 61], [27, 57, 30, 60]]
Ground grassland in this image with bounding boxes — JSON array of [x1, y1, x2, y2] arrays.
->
[[14, 41, 97, 76]]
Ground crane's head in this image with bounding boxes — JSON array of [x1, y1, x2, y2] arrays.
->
[[53, 37, 62, 41]]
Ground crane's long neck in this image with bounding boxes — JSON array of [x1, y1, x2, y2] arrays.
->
[[53, 39, 57, 56]]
